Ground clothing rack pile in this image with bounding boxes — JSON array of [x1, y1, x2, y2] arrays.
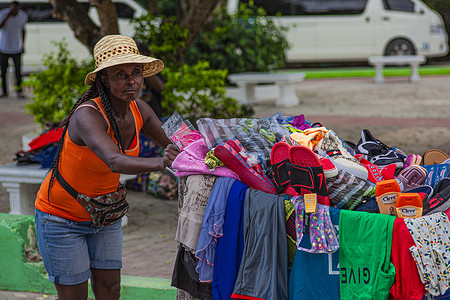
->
[[169, 113, 450, 300]]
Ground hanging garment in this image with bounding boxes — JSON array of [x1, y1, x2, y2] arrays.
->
[[176, 175, 219, 251], [171, 243, 213, 300], [195, 177, 236, 282], [405, 213, 450, 297], [231, 189, 288, 300], [339, 210, 396, 300], [292, 199, 339, 254], [212, 180, 249, 300], [289, 207, 341, 300], [390, 218, 427, 300], [285, 198, 297, 269]]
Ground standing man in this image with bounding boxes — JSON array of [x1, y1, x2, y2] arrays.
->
[[0, 1, 27, 98]]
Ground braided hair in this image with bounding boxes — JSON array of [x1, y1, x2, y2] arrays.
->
[[47, 73, 127, 201]]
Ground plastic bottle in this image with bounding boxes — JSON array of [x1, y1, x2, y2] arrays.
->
[[375, 179, 401, 216], [396, 193, 423, 218]]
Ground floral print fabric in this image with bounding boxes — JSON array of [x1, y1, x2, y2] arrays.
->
[[404, 213, 450, 296], [292, 196, 339, 253]]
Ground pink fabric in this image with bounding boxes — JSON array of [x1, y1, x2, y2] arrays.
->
[[172, 139, 240, 179]]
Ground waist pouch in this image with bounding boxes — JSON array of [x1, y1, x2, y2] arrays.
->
[[56, 171, 129, 227]]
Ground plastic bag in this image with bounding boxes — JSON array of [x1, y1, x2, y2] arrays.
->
[[162, 111, 204, 151]]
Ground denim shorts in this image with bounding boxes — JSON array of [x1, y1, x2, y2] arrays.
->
[[35, 208, 123, 285]]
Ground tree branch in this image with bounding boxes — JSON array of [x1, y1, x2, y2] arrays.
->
[[89, 0, 119, 36], [180, 0, 219, 48], [49, 0, 119, 52]]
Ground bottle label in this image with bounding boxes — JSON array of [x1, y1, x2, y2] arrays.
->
[[400, 207, 417, 217], [381, 193, 398, 204], [304, 193, 317, 213]]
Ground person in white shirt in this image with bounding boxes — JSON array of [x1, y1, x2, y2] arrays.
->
[[0, 1, 27, 98]]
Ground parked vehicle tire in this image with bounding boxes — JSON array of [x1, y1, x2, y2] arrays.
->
[[384, 39, 416, 56]]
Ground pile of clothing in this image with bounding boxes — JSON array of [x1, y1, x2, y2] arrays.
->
[[171, 113, 450, 300]]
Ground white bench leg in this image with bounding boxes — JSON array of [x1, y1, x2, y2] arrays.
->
[[276, 83, 300, 107], [373, 64, 385, 83], [409, 63, 420, 82], [235, 83, 257, 105], [2, 182, 38, 215]]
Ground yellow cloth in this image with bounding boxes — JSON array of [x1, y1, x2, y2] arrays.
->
[[290, 127, 328, 150]]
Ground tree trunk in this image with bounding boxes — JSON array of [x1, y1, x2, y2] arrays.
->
[[49, 0, 119, 53], [180, 0, 219, 49], [90, 0, 119, 36]]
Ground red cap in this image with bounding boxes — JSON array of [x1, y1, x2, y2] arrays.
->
[[396, 193, 423, 208], [375, 179, 401, 197]]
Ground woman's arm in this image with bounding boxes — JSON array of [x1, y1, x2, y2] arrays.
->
[[68, 104, 177, 175], [135, 98, 172, 148], [135, 99, 181, 169]]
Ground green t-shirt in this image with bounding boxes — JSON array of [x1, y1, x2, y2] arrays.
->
[[339, 210, 396, 300]]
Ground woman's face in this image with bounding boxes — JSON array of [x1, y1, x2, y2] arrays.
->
[[101, 63, 144, 103]]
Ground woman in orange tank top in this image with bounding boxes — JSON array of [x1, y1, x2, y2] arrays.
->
[[34, 35, 180, 300]]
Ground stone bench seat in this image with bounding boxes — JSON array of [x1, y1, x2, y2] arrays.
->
[[228, 72, 306, 107], [368, 55, 426, 83]]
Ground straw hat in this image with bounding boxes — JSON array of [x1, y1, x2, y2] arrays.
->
[[85, 35, 164, 85]]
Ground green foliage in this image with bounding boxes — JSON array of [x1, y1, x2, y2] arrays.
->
[[162, 61, 253, 122], [132, 11, 255, 119], [185, 1, 289, 73], [133, 0, 182, 17], [132, 14, 188, 69], [25, 40, 93, 127]]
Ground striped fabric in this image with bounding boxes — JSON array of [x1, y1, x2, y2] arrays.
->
[[326, 169, 375, 210], [196, 116, 289, 170]]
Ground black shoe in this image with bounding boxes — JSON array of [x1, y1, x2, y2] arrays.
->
[[423, 178, 450, 215], [0, 93, 8, 98], [17, 92, 25, 99], [355, 129, 404, 168]]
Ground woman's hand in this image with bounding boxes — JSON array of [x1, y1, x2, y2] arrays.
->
[[162, 144, 181, 170]]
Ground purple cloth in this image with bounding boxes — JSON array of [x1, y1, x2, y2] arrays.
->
[[291, 114, 312, 131], [195, 177, 236, 283], [172, 139, 239, 179]]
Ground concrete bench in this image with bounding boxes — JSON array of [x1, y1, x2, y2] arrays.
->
[[228, 72, 306, 107], [368, 55, 426, 83], [0, 163, 135, 225]]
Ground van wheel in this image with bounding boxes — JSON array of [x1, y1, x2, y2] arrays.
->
[[384, 39, 416, 56]]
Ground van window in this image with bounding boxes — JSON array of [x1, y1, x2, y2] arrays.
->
[[16, 2, 135, 23], [382, 0, 415, 12], [17, 2, 89, 22], [243, 0, 368, 16]]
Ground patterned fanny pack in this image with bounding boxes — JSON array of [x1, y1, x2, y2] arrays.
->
[[56, 171, 129, 227]]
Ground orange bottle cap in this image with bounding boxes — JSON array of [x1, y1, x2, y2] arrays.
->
[[375, 179, 401, 197], [396, 193, 423, 208]]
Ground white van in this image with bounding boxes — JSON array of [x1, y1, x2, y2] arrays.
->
[[0, 0, 146, 70], [227, 0, 448, 63]]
